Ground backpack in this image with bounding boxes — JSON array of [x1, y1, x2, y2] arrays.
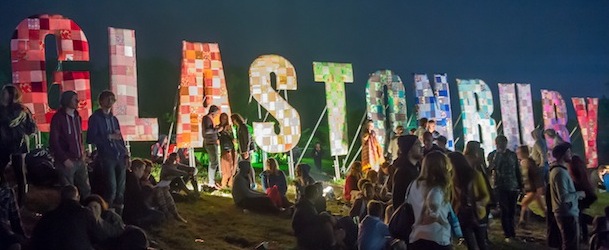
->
[[25, 148, 62, 187], [388, 183, 415, 240]]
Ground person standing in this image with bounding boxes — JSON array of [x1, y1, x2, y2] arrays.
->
[[218, 113, 237, 189], [50, 91, 90, 199], [387, 126, 404, 164], [422, 131, 442, 156], [426, 119, 441, 139], [391, 135, 423, 208], [414, 118, 428, 140], [531, 128, 549, 179], [516, 145, 546, 227], [487, 135, 522, 242], [202, 105, 221, 188], [87, 90, 129, 213], [361, 120, 385, 173], [231, 113, 253, 160], [0, 85, 37, 205], [312, 142, 324, 173], [549, 143, 585, 250]]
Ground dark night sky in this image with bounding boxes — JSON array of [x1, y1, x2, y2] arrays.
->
[[1, 1, 608, 133]]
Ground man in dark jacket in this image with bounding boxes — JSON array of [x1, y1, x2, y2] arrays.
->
[[87, 90, 129, 213], [487, 135, 523, 241], [203, 105, 221, 188], [392, 135, 423, 207], [31, 185, 102, 250], [50, 91, 90, 198]]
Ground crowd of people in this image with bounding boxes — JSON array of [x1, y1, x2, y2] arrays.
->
[[1, 83, 608, 250]]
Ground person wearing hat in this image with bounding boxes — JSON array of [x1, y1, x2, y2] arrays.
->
[[549, 142, 586, 250], [50, 90, 90, 199], [202, 105, 222, 188], [391, 135, 423, 207]]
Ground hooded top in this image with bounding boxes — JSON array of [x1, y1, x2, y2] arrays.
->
[[50, 92, 84, 163], [232, 161, 265, 204], [531, 128, 548, 167], [392, 135, 421, 207], [86, 109, 128, 160]]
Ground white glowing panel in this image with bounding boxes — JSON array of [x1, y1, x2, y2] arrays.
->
[[457, 79, 497, 155], [249, 55, 301, 153]]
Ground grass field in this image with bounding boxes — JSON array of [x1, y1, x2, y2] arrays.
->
[[23, 162, 609, 250]]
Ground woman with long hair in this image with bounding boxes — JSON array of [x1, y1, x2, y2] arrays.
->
[[261, 158, 290, 208], [218, 113, 237, 189], [0, 85, 37, 205], [83, 194, 126, 246], [344, 161, 363, 202], [516, 146, 546, 227], [406, 151, 457, 249], [294, 164, 315, 202], [569, 155, 598, 242], [448, 152, 490, 250], [361, 120, 385, 173]]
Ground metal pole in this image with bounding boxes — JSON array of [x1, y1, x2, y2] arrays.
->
[[333, 155, 340, 180], [453, 112, 464, 130], [296, 106, 328, 166], [345, 145, 363, 175], [342, 111, 368, 170], [569, 126, 578, 137], [283, 89, 295, 178], [164, 84, 185, 162], [125, 141, 131, 155]]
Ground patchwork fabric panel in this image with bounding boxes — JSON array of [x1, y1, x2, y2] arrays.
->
[[414, 74, 454, 150], [572, 97, 598, 168], [11, 14, 92, 131], [249, 55, 301, 153], [541, 90, 571, 148], [457, 79, 497, 154], [201, 43, 231, 119], [516, 84, 535, 147], [498, 84, 520, 150], [177, 41, 206, 148], [108, 27, 158, 141], [365, 70, 407, 153], [313, 62, 353, 156]]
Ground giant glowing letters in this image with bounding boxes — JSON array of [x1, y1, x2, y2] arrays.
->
[[313, 62, 353, 156], [108, 27, 158, 141], [498, 83, 535, 150], [176, 41, 206, 148], [457, 79, 497, 154], [201, 43, 232, 118], [541, 90, 570, 145], [572, 97, 598, 168], [365, 70, 407, 150], [414, 74, 454, 149], [11, 14, 92, 131], [249, 55, 301, 153]]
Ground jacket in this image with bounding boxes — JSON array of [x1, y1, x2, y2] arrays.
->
[[86, 109, 128, 160], [358, 215, 390, 250], [260, 170, 288, 196], [488, 149, 523, 191], [236, 124, 254, 153], [549, 164, 581, 217], [0, 103, 37, 154], [49, 108, 84, 163]]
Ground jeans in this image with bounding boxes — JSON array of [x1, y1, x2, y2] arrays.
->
[[556, 215, 579, 250], [98, 157, 126, 206], [58, 159, 91, 199], [463, 225, 488, 250], [205, 144, 220, 187], [496, 189, 518, 238]]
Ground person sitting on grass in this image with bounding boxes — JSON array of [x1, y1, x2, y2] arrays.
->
[[261, 158, 291, 208], [293, 184, 344, 249], [294, 163, 315, 203], [0, 164, 25, 250], [344, 161, 363, 203], [350, 182, 376, 222], [140, 160, 187, 223], [232, 160, 281, 214], [124, 159, 165, 228], [83, 194, 125, 248], [31, 185, 102, 250], [161, 153, 199, 196], [313, 182, 327, 213], [358, 200, 391, 250]]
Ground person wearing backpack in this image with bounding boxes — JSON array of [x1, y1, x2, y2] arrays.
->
[[0, 85, 37, 206], [448, 152, 490, 250], [358, 200, 391, 250]]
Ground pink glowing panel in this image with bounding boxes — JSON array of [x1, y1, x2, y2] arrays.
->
[[516, 84, 535, 146], [541, 90, 570, 149], [249, 55, 301, 153], [108, 27, 158, 141], [176, 41, 206, 148], [457, 79, 497, 154], [313, 62, 353, 156], [498, 84, 519, 150], [572, 97, 598, 168], [11, 14, 92, 131]]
